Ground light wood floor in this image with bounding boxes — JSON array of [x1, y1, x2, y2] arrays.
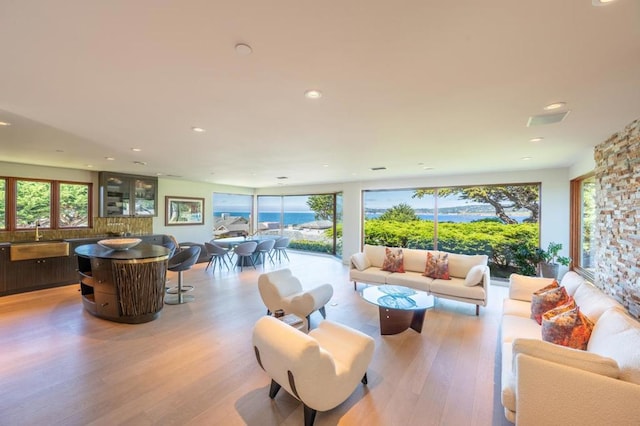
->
[[0, 251, 512, 426]]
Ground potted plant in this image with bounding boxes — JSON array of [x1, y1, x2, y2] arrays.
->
[[537, 242, 571, 278]]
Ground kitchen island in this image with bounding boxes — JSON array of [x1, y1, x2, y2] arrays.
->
[[75, 243, 170, 323]]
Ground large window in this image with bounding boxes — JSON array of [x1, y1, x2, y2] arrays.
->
[[570, 175, 595, 280], [363, 184, 540, 278], [257, 193, 339, 255], [212, 193, 253, 238], [0, 177, 91, 231]]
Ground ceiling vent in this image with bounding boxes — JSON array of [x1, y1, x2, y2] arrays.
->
[[527, 111, 570, 127], [370, 166, 387, 171]]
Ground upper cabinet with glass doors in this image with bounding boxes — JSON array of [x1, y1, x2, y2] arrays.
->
[[99, 172, 158, 217]]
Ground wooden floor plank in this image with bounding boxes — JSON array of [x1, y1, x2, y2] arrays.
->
[[0, 251, 512, 426]]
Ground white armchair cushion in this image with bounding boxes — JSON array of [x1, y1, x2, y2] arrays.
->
[[512, 338, 619, 378], [351, 252, 371, 271], [258, 269, 334, 321], [252, 316, 374, 413], [289, 283, 334, 316]]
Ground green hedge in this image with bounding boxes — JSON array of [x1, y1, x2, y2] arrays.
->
[[364, 219, 539, 275]]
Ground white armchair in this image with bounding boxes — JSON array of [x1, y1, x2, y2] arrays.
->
[[258, 268, 334, 326], [252, 316, 375, 426]]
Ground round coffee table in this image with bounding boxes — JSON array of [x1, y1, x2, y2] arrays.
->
[[361, 285, 434, 335]]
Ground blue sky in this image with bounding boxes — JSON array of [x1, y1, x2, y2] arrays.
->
[[213, 190, 483, 213]]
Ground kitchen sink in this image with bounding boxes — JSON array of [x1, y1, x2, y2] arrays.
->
[[10, 241, 70, 261]]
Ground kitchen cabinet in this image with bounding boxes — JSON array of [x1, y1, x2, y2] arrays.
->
[[99, 172, 158, 217], [4, 255, 77, 293]]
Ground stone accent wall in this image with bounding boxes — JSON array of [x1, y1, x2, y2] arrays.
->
[[594, 118, 640, 319]]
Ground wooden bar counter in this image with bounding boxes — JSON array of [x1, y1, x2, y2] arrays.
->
[[75, 243, 170, 323]]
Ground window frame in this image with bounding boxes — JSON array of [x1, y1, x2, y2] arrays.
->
[[570, 173, 595, 282], [0, 176, 93, 231]]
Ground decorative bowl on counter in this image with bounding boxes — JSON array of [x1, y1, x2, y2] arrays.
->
[[97, 238, 142, 251]]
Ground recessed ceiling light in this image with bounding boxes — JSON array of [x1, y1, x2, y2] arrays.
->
[[322, 164, 329, 168], [191, 126, 205, 133], [304, 90, 322, 99], [0, 121, 10, 126], [86, 164, 94, 168], [133, 161, 147, 166], [422, 166, 434, 170], [131, 148, 142, 152], [543, 102, 566, 111], [592, 0, 616, 5], [529, 137, 544, 142], [235, 43, 252, 56], [156, 172, 163, 176], [521, 157, 532, 161], [105, 157, 115, 161]]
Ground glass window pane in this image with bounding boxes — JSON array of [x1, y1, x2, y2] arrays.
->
[[580, 176, 596, 271], [59, 183, 90, 228], [0, 178, 5, 229], [257, 196, 282, 236], [363, 189, 435, 249], [213, 193, 252, 238], [335, 192, 343, 257], [16, 180, 51, 228]]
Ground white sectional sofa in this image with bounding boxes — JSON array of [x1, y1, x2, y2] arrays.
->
[[349, 244, 490, 315], [501, 272, 640, 424]]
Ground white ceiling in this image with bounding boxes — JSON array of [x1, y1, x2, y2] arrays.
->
[[1, 0, 639, 188]]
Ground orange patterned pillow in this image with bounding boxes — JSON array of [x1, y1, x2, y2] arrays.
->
[[530, 281, 567, 325], [423, 252, 450, 280], [382, 247, 405, 273], [542, 305, 594, 350]]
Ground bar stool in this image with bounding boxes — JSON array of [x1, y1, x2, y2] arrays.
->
[[165, 246, 201, 305]]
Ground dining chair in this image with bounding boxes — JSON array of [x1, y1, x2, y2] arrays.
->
[[272, 237, 290, 262], [204, 242, 230, 272], [233, 241, 258, 271], [255, 239, 276, 266]]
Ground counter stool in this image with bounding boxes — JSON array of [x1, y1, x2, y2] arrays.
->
[[165, 246, 201, 305]]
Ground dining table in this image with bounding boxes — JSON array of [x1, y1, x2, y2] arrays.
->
[[212, 236, 279, 266]]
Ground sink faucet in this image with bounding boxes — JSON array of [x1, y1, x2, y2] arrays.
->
[[35, 221, 41, 241]]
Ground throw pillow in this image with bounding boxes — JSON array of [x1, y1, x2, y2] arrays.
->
[[464, 264, 485, 287], [423, 252, 450, 280], [530, 281, 567, 325], [382, 247, 405, 273], [351, 252, 371, 271], [541, 305, 595, 350]]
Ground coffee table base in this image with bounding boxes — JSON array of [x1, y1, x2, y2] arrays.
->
[[378, 306, 427, 335]]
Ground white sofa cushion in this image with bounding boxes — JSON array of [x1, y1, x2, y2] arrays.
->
[[588, 308, 640, 384], [351, 252, 371, 271], [401, 248, 429, 273], [502, 298, 532, 318], [385, 270, 431, 292], [349, 267, 391, 285], [560, 271, 585, 296], [573, 282, 621, 322], [363, 244, 387, 268], [509, 274, 557, 302], [513, 338, 619, 378], [447, 253, 488, 278], [501, 314, 542, 343], [430, 277, 485, 300], [464, 264, 485, 286]]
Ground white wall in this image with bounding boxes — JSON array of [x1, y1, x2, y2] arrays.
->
[[154, 178, 252, 243]]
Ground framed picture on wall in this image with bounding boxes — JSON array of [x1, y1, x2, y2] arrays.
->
[[165, 196, 205, 226]]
